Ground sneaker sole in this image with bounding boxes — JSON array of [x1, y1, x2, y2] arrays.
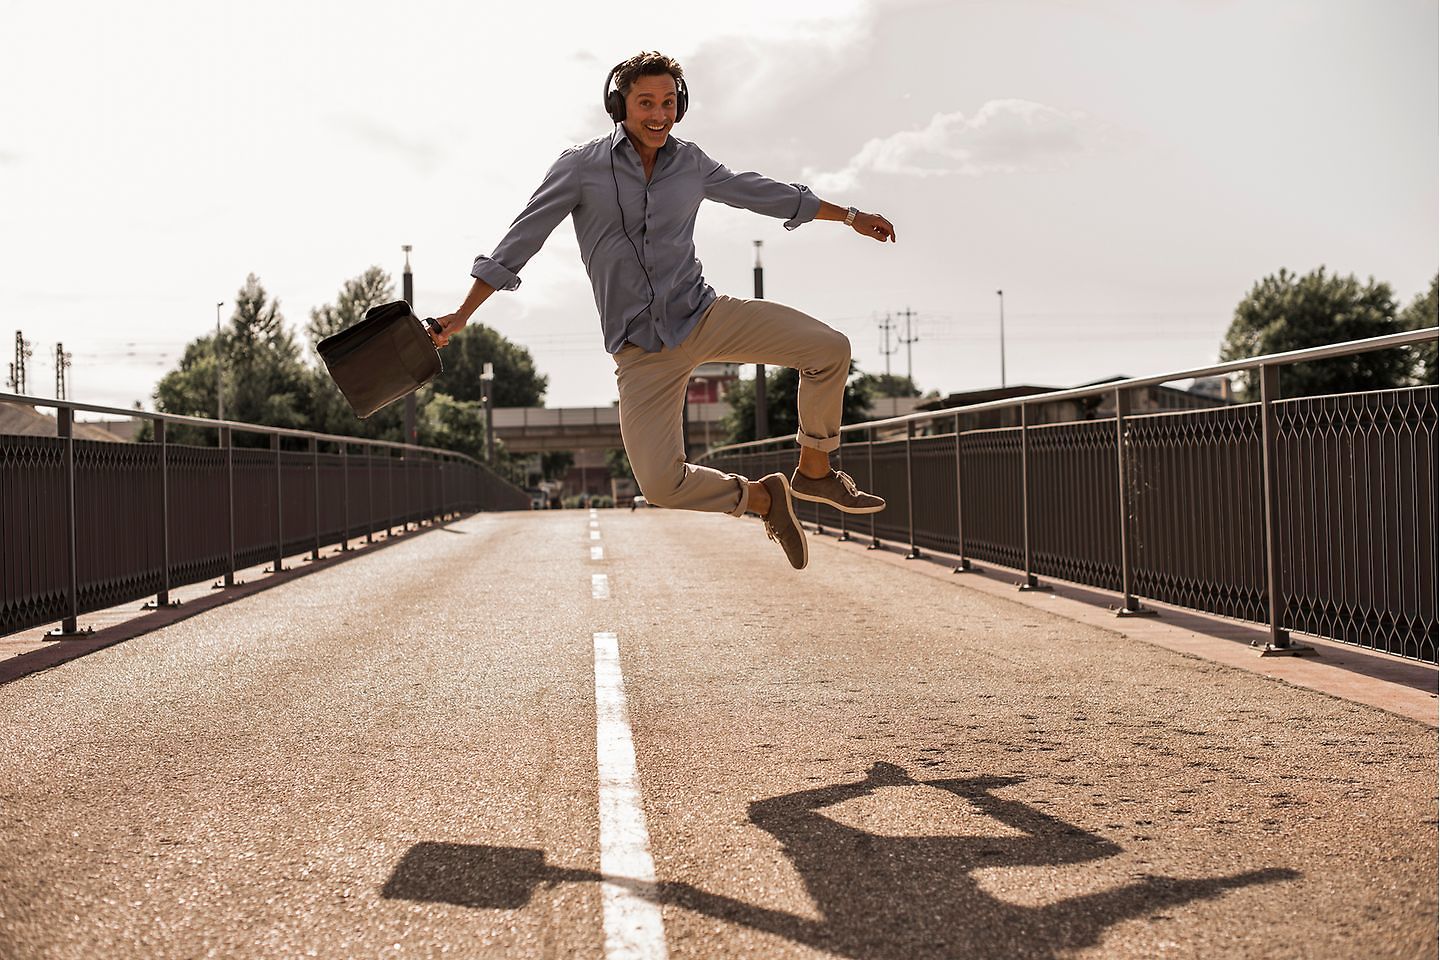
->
[[790, 489, 887, 515], [771, 474, 809, 570]]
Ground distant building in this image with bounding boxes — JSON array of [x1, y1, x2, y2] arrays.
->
[[915, 377, 1232, 430], [686, 362, 740, 404]]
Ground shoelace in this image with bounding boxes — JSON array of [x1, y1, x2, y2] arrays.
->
[[834, 470, 861, 496]]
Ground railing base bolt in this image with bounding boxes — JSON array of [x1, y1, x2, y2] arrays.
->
[[1115, 604, 1158, 619], [1254, 639, 1318, 657], [141, 599, 183, 611], [953, 560, 983, 575], [46, 625, 94, 640], [1018, 580, 1052, 593]]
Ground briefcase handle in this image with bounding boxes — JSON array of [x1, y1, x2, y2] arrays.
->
[[421, 316, 445, 346]]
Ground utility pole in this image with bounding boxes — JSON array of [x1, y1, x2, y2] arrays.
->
[[899, 307, 919, 391], [215, 301, 225, 421], [877, 313, 898, 382], [996, 289, 1007, 388], [54, 343, 71, 399], [752, 240, 767, 439], [402, 245, 417, 445], [13, 331, 32, 395]]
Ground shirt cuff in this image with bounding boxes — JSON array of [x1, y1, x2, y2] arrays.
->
[[782, 184, 821, 231], [470, 256, 521, 291]]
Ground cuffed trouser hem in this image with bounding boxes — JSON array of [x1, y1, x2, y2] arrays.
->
[[728, 475, 751, 517], [796, 430, 841, 454]]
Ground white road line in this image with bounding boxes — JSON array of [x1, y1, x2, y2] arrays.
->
[[590, 509, 599, 519], [593, 632, 668, 960], [592, 545, 606, 561], [590, 520, 600, 529], [591, 530, 602, 541], [592, 574, 611, 599]]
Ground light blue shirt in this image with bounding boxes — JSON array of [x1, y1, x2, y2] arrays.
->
[[471, 126, 821, 354]]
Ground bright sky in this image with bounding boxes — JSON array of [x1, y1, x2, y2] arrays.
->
[[3, 0, 1435, 412]]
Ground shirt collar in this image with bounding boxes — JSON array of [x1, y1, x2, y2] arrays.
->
[[610, 124, 679, 157]]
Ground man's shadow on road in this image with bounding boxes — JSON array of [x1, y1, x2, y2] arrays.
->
[[382, 762, 1297, 958]]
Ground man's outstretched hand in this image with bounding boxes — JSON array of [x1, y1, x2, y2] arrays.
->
[[851, 211, 896, 243]]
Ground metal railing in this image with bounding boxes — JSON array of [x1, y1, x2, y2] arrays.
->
[[699, 329, 1440, 662], [0, 394, 532, 639]]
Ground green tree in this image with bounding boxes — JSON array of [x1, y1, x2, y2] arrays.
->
[[431, 322, 548, 407], [722, 363, 873, 445], [148, 334, 224, 445], [851, 372, 919, 399], [1220, 267, 1415, 400], [304, 267, 403, 441], [306, 266, 394, 349], [150, 274, 311, 445], [418, 390, 484, 459], [1397, 274, 1438, 385]]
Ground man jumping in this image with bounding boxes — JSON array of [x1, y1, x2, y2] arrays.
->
[[434, 51, 895, 570]]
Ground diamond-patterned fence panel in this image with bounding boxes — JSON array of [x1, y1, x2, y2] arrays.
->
[[960, 427, 1024, 572], [1276, 387, 1438, 661], [912, 433, 961, 556], [233, 448, 282, 570], [168, 444, 229, 585], [74, 439, 164, 615], [1029, 420, 1122, 592], [1126, 405, 1268, 622], [0, 436, 69, 633]]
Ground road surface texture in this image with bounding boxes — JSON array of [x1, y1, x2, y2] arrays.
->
[[1, 508, 1434, 959]]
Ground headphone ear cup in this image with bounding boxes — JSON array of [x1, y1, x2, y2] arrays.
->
[[606, 90, 626, 123], [676, 78, 688, 123]]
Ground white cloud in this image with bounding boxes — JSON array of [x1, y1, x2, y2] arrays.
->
[[805, 99, 1098, 191]]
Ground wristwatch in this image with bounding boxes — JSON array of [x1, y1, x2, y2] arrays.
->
[[844, 206, 859, 227]]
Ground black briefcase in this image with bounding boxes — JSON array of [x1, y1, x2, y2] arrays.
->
[[317, 301, 446, 419]]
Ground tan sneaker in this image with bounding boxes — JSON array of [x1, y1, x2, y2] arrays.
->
[[790, 468, 886, 514], [760, 473, 808, 570]]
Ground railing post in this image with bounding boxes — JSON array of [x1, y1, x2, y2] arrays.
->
[[1113, 387, 1154, 616], [836, 435, 850, 542], [340, 442, 352, 552], [1018, 401, 1050, 592], [308, 436, 321, 562], [366, 445, 375, 545], [438, 454, 447, 523], [47, 407, 90, 638], [1258, 363, 1312, 655], [905, 419, 921, 559], [387, 448, 396, 538], [953, 411, 979, 574], [217, 426, 237, 588], [147, 418, 175, 609], [867, 426, 882, 550], [269, 433, 284, 574]]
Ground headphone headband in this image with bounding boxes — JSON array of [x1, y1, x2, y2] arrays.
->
[[603, 59, 688, 125]]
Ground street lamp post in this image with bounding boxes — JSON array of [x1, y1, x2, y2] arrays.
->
[[996, 289, 1007, 388], [215, 301, 225, 421], [402, 245, 417, 445], [480, 362, 495, 465], [753, 240, 767, 439]]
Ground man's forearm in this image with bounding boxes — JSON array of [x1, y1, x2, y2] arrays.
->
[[815, 200, 851, 222], [456, 278, 496, 320]]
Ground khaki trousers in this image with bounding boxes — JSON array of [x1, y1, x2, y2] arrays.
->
[[613, 295, 851, 518]]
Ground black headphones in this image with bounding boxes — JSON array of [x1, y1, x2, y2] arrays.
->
[[603, 60, 689, 124]]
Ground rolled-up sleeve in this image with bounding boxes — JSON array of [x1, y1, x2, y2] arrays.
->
[[471, 148, 581, 290], [698, 150, 821, 231]]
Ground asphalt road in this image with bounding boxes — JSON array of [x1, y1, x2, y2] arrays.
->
[[0, 508, 1434, 959]]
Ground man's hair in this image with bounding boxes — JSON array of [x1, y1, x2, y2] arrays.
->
[[613, 51, 684, 97]]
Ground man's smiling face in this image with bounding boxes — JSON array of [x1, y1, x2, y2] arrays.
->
[[622, 73, 678, 151]]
